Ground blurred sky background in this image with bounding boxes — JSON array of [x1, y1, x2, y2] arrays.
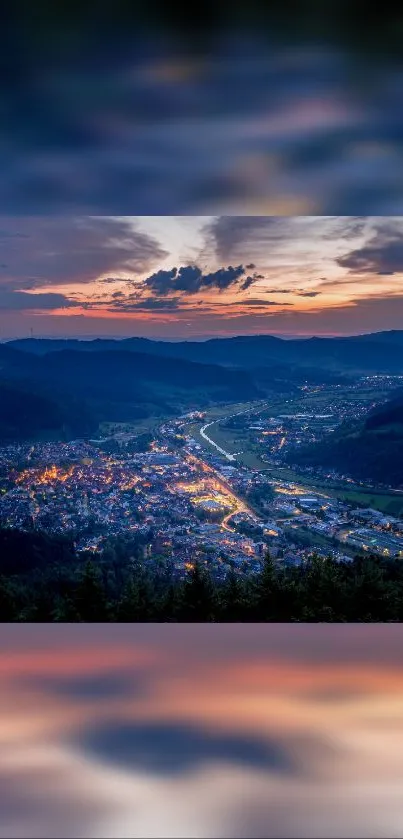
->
[[1, 623, 403, 838], [2, 0, 403, 214]]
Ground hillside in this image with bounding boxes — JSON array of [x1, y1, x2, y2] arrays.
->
[[0, 345, 262, 433], [0, 381, 96, 442], [0, 383, 63, 442], [287, 391, 403, 488]]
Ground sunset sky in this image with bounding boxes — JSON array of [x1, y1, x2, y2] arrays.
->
[[1, 215, 403, 340], [1, 624, 403, 838]]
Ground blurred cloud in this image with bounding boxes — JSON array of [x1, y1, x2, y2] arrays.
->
[[1, 624, 403, 837], [2, 24, 403, 214], [77, 720, 295, 776], [18, 671, 150, 701]]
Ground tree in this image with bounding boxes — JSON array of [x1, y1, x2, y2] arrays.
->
[[73, 561, 110, 621], [180, 560, 216, 621], [155, 582, 180, 621], [114, 569, 155, 621], [349, 555, 398, 621], [219, 567, 246, 621], [51, 595, 81, 622], [249, 551, 278, 620], [0, 576, 18, 620], [299, 554, 346, 621]]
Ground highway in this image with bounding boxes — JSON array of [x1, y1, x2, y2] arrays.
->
[[200, 422, 236, 460], [200, 401, 267, 461]]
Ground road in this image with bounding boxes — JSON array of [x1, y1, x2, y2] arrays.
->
[[200, 401, 267, 461], [200, 422, 236, 460]]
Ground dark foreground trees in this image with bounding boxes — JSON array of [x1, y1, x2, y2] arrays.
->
[[1, 526, 403, 622]]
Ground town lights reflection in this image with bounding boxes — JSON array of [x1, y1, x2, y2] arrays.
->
[[0, 624, 403, 838]]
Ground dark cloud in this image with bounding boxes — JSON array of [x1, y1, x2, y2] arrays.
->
[[206, 216, 371, 264], [18, 671, 149, 701], [142, 267, 179, 295], [203, 265, 247, 290], [241, 298, 293, 307], [142, 264, 248, 295], [0, 217, 168, 291], [297, 291, 321, 297], [207, 217, 287, 262], [75, 720, 295, 777], [240, 273, 264, 291], [337, 225, 403, 275], [101, 277, 128, 284], [112, 297, 181, 312], [0, 290, 80, 310]]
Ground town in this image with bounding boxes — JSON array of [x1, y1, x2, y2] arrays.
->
[[1, 377, 402, 579]]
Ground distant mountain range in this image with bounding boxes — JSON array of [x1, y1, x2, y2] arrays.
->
[[8, 330, 403, 374], [287, 389, 403, 488]]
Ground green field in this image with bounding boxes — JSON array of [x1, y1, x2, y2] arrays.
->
[[284, 525, 360, 557], [99, 414, 169, 437], [335, 490, 403, 518]]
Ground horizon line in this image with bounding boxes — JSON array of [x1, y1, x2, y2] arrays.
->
[[1, 328, 401, 344]]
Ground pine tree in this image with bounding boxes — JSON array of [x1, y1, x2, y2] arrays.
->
[[114, 571, 155, 621], [219, 567, 246, 621], [156, 582, 180, 621], [180, 560, 216, 621], [350, 555, 397, 621], [51, 595, 81, 622], [73, 561, 110, 621], [0, 576, 18, 621], [251, 550, 278, 620]]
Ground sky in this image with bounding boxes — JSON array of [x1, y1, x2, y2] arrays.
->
[[1, 215, 403, 340], [1, 623, 403, 838], [3, 29, 403, 216]]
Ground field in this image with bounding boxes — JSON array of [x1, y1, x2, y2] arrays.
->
[[284, 525, 359, 557], [335, 490, 403, 518], [99, 414, 169, 437]]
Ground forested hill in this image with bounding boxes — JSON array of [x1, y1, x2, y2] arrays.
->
[[0, 382, 95, 442], [287, 391, 403, 487]]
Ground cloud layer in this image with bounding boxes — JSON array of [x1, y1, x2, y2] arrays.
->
[[1, 624, 403, 838], [1, 215, 403, 337]]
